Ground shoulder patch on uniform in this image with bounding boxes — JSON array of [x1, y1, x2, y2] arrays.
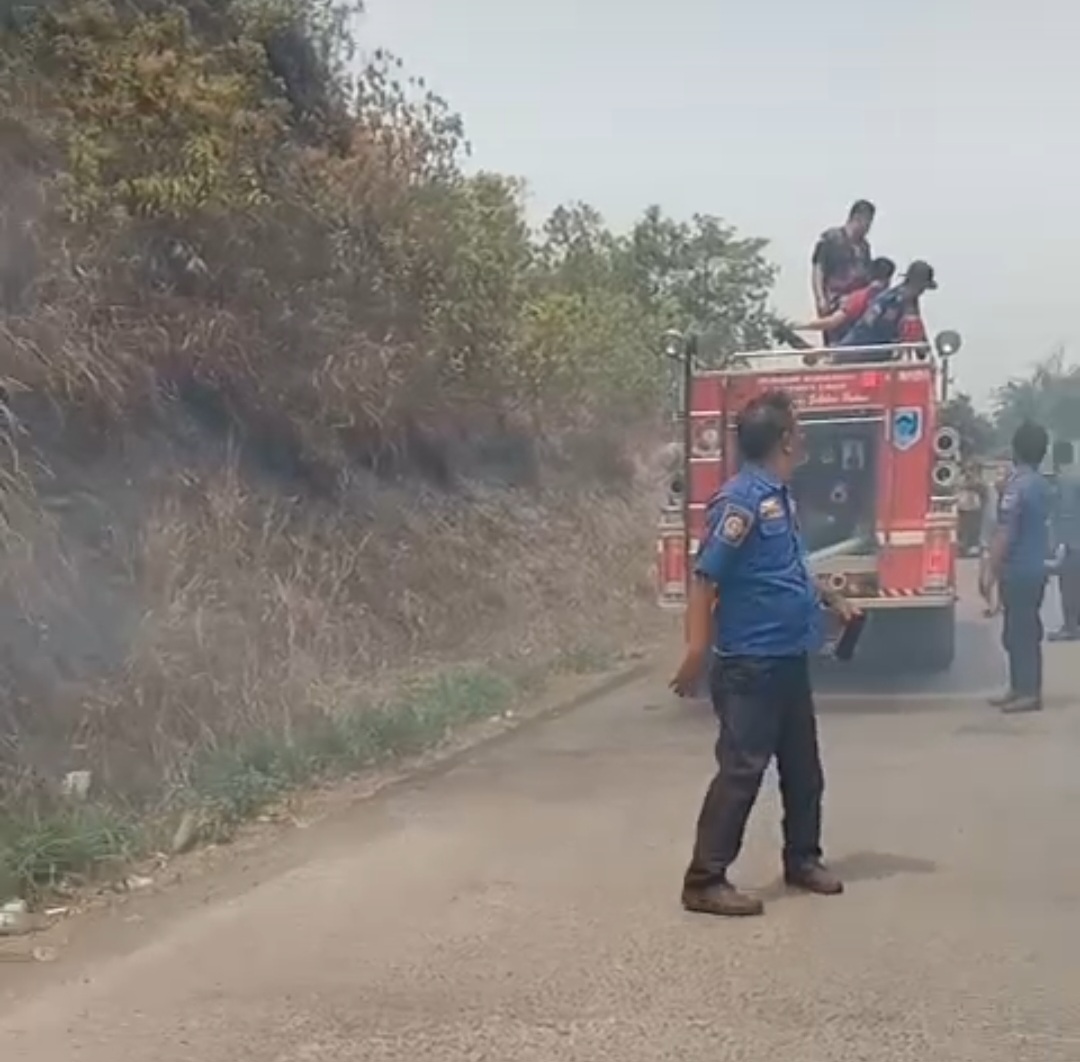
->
[[714, 503, 753, 546], [758, 496, 784, 520]]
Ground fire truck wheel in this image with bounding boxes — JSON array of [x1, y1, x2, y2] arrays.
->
[[869, 605, 956, 673], [904, 604, 957, 673]]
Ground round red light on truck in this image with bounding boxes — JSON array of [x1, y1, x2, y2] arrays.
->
[[692, 418, 722, 457]]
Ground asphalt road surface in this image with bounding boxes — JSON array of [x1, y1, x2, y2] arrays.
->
[[3, 575, 1079, 1061]]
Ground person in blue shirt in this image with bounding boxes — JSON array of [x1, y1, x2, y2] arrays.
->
[[832, 260, 937, 362], [671, 390, 859, 917], [1049, 439, 1080, 641], [982, 421, 1051, 712]]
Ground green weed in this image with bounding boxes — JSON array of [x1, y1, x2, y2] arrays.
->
[[0, 663, 592, 899], [0, 806, 141, 900], [553, 643, 618, 675], [187, 667, 519, 843]]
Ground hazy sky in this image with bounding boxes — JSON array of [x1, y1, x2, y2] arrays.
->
[[362, 0, 1077, 405]]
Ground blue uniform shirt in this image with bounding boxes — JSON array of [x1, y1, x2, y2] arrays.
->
[[997, 465, 1050, 579], [694, 464, 822, 656], [835, 286, 905, 349], [1053, 467, 1080, 550]]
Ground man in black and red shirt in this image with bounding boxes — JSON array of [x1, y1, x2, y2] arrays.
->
[[811, 200, 875, 343], [830, 259, 938, 365], [795, 256, 895, 344]]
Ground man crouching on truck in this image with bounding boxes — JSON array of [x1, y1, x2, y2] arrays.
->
[[794, 256, 896, 344], [671, 390, 859, 917], [833, 260, 938, 361]]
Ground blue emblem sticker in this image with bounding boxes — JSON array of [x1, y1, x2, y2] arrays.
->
[[892, 407, 923, 452]]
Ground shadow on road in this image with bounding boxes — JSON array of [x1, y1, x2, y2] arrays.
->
[[756, 851, 939, 902], [829, 850, 939, 881]]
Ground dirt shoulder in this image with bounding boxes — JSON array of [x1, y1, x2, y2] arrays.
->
[[0, 651, 660, 1000]]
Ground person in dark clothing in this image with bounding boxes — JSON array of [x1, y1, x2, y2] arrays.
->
[[957, 465, 987, 557], [670, 391, 858, 917], [979, 468, 1006, 617], [983, 421, 1051, 712], [811, 200, 875, 345], [1049, 439, 1080, 641]]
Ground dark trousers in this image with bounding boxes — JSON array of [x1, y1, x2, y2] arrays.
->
[[685, 655, 824, 890], [958, 510, 981, 555], [1001, 575, 1047, 697], [1059, 548, 1080, 631]]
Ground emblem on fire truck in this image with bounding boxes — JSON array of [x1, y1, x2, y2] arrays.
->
[[892, 407, 924, 452]]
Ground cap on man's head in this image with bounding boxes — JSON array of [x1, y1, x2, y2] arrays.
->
[[904, 260, 937, 290]]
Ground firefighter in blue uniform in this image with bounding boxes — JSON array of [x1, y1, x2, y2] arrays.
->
[[982, 420, 1051, 712], [671, 390, 858, 917], [1049, 439, 1080, 641]]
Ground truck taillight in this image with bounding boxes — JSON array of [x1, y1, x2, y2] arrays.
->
[[657, 504, 687, 609], [923, 529, 952, 590]]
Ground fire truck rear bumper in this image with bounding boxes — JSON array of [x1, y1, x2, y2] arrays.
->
[[849, 592, 956, 610], [657, 591, 957, 613]]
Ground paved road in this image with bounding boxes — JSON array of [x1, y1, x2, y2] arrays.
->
[[3, 585, 1080, 1060]]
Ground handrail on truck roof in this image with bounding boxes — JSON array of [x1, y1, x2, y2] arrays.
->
[[695, 342, 935, 377]]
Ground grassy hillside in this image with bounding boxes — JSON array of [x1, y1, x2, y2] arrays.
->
[[0, 0, 776, 894]]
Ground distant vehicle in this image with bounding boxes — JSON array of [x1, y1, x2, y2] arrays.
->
[[656, 329, 964, 673]]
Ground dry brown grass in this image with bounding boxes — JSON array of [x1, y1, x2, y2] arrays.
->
[[0, 439, 662, 811], [0, 44, 673, 895]]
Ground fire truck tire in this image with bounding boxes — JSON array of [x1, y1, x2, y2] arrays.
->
[[906, 604, 957, 673]]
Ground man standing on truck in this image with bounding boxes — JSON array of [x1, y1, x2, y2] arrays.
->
[[811, 200, 875, 345], [983, 421, 1051, 712], [671, 390, 858, 918], [795, 256, 895, 344], [1049, 439, 1080, 641], [834, 260, 938, 358]]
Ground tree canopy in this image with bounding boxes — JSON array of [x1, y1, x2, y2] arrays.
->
[[0, 0, 777, 475], [940, 393, 995, 459], [937, 347, 1080, 460], [992, 348, 1080, 446]]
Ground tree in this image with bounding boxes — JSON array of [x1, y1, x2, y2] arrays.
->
[[0, 0, 779, 443], [516, 202, 777, 423], [940, 393, 995, 458], [994, 347, 1080, 444], [623, 206, 777, 359]]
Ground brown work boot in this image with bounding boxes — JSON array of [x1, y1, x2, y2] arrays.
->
[[682, 881, 764, 918], [784, 861, 844, 896], [1000, 694, 1042, 714]]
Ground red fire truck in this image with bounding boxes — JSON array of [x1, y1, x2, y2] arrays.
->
[[657, 331, 964, 672]]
